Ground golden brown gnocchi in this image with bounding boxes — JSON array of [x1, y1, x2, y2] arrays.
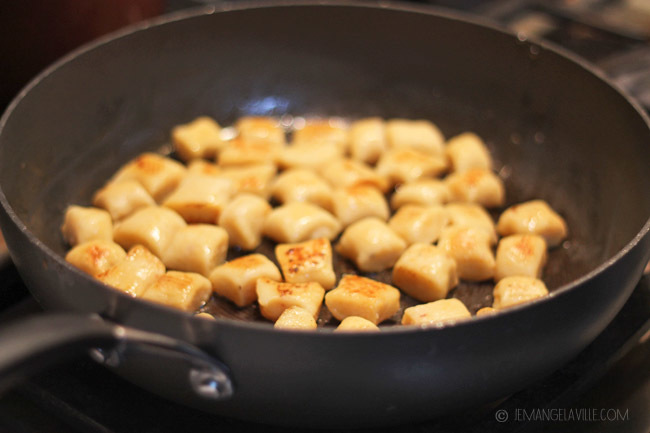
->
[[63, 114, 568, 327], [325, 275, 400, 325], [97, 245, 166, 297], [275, 238, 336, 290], [110, 153, 186, 202], [392, 243, 458, 302], [494, 234, 547, 282], [141, 271, 212, 312], [65, 240, 127, 278], [492, 276, 549, 309], [497, 200, 568, 247], [437, 226, 496, 282], [256, 278, 325, 322]]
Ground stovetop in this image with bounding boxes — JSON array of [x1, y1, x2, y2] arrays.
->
[[1, 0, 649, 432]]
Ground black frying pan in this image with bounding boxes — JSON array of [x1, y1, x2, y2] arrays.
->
[[0, 2, 649, 428]]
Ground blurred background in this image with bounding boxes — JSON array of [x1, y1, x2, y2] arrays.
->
[[2, 0, 650, 112], [0, 1, 648, 432]]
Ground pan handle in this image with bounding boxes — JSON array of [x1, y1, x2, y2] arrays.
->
[[0, 313, 117, 392], [0, 313, 234, 400]]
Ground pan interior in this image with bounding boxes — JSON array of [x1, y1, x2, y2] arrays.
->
[[1, 5, 649, 325]]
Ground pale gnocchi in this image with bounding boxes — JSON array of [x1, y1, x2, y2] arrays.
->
[[63, 114, 569, 328]]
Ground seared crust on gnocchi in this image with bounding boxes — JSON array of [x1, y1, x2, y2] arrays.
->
[[256, 278, 325, 322], [494, 234, 547, 282], [62, 115, 568, 325], [437, 226, 496, 282], [141, 271, 212, 312], [97, 245, 166, 297], [65, 240, 127, 278], [275, 238, 336, 290], [325, 275, 400, 325], [111, 153, 186, 202]]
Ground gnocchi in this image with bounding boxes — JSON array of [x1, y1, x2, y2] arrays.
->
[[325, 275, 400, 325], [209, 254, 282, 307], [275, 238, 336, 290], [61, 206, 113, 246], [336, 217, 406, 272], [63, 114, 568, 328], [256, 278, 325, 322]]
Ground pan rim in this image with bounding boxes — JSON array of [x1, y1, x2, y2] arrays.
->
[[0, 0, 649, 336]]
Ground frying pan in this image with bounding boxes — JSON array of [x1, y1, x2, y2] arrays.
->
[[0, 2, 649, 429]]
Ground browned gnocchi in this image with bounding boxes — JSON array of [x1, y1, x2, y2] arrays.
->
[[62, 115, 568, 329]]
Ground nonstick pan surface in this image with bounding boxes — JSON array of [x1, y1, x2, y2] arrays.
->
[[0, 2, 649, 428]]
